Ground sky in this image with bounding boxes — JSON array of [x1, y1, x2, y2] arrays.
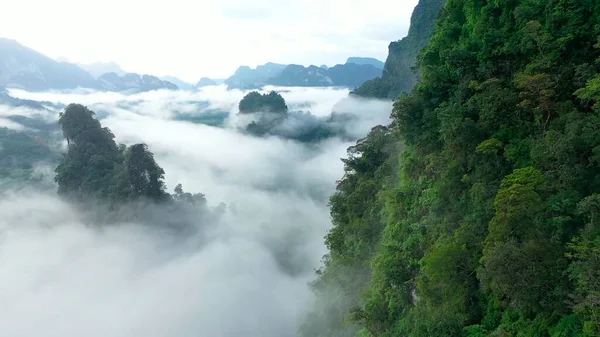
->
[[0, 0, 418, 82]]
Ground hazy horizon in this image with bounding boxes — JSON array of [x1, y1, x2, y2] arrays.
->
[[0, 0, 418, 81]]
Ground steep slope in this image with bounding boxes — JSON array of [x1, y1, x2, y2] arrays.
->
[[305, 0, 600, 337], [351, 0, 447, 99], [0, 38, 99, 91]]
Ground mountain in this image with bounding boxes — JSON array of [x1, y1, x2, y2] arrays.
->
[[0, 39, 179, 93], [196, 77, 225, 87], [0, 87, 45, 109], [268, 65, 333, 86], [97, 72, 178, 92], [0, 38, 98, 91], [302, 0, 600, 337], [225, 62, 287, 89], [160, 76, 195, 90], [77, 61, 126, 78], [267, 63, 382, 88], [345, 57, 384, 68], [327, 63, 383, 87], [351, 0, 447, 99]]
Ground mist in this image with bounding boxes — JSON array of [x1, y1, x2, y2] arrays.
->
[[0, 85, 392, 336]]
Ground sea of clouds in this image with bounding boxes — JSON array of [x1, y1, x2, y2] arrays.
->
[[0, 85, 392, 337]]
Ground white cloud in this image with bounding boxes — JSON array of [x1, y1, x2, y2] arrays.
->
[[0, 86, 393, 336], [0, 0, 418, 81]]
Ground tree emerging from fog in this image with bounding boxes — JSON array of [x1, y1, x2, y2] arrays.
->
[[238, 90, 288, 114], [55, 103, 188, 204]]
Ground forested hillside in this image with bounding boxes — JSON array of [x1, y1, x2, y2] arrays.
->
[[54, 104, 212, 227], [351, 0, 447, 99], [305, 0, 600, 336]]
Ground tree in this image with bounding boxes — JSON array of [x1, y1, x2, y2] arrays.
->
[[238, 90, 288, 114]]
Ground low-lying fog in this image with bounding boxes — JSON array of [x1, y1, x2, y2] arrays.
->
[[0, 85, 392, 337]]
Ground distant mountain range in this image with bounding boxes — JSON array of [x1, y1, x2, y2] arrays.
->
[[97, 73, 178, 92], [0, 38, 179, 92], [196, 77, 225, 87], [220, 58, 384, 89], [345, 57, 385, 68], [0, 38, 98, 91], [77, 61, 126, 78], [268, 63, 383, 87], [160, 76, 196, 90], [224, 62, 288, 89], [0, 37, 384, 92]]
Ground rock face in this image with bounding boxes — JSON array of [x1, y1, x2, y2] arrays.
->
[[351, 0, 448, 99], [0, 38, 99, 91], [97, 73, 178, 92], [268, 63, 382, 88]]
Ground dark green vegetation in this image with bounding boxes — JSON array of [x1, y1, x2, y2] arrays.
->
[[239, 91, 332, 141], [55, 103, 169, 202], [351, 0, 447, 99], [0, 94, 62, 190], [304, 0, 600, 336], [0, 127, 60, 190], [239, 91, 288, 114], [54, 104, 208, 218], [238, 91, 364, 143]]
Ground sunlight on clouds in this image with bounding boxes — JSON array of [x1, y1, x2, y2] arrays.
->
[[0, 0, 418, 81]]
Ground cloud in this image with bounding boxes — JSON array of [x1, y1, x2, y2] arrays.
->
[[0, 117, 26, 130], [0, 85, 393, 336]]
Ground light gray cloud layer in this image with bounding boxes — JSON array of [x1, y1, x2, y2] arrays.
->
[[0, 86, 392, 336]]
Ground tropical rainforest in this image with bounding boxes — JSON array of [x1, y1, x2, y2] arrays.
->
[[301, 0, 600, 336]]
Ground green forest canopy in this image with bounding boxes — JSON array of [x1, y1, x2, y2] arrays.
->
[[54, 103, 205, 208], [238, 90, 288, 114], [302, 0, 600, 336]]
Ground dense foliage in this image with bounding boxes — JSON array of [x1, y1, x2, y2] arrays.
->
[[351, 0, 447, 99], [54, 104, 206, 209], [238, 91, 288, 114], [305, 0, 600, 336], [239, 91, 348, 142]]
